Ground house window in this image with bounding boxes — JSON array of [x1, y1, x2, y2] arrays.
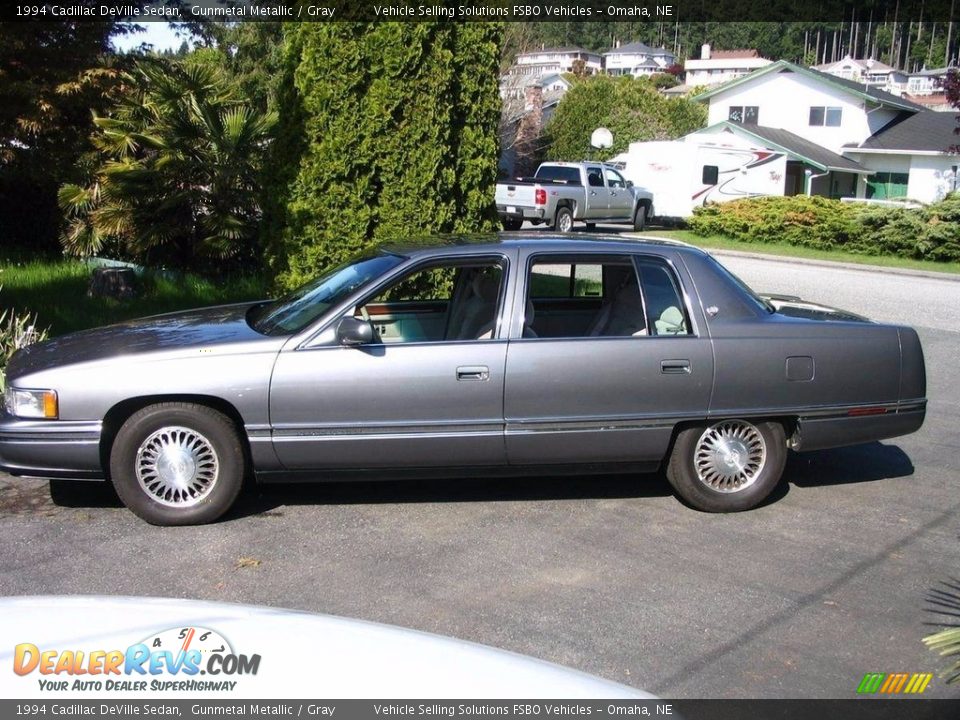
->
[[809, 106, 842, 127], [728, 106, 759, 125], [865, 172, 909, 199], [702, 165, 719, 185]]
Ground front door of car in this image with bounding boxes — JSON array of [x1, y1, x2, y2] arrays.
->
[[269, 255, 513, 470], [604, 167, 633, 219], [504, 252, 714, 466]]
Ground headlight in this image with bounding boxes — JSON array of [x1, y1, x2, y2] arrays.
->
[[4, 387, 58, 419]]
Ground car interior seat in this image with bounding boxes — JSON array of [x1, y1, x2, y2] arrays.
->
[[455, 269, 501, 340], [587, 274, 648, 337]]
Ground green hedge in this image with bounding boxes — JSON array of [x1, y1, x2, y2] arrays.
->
[[688, 194, 960, 262], [264, 23, 503, 292]]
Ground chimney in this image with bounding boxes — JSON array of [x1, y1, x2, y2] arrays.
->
[[702, 43, 711, 60], [524, 82, 544, 118]]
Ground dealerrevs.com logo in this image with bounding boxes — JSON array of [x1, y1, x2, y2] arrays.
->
[[13, 626, 261, 692]]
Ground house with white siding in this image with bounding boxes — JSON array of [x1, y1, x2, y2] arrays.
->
[[513, 47, 602, 77], [603, 42, 676, 77], [684, 45, 772, 87], [692, 60, 959, 202], [814, 56, 908, 95]]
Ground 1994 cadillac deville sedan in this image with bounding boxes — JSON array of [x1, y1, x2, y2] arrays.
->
[[0, 235, 926, 525]]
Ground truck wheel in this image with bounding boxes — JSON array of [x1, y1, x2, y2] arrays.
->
[[633, 204, 647, 231], [585, 222, 596, 230], [502, 217, 523, 231], [666, 419, 786, 512], [109, 402, 246, 526], [555, 207, 574, 233]]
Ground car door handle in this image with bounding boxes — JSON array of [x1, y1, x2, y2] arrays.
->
[[457, 366, 489, 381], [589, 191, 597, 196], [661, 359, 691, 374]]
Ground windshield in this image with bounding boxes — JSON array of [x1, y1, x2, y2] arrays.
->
[[249, 253, 404, 335]]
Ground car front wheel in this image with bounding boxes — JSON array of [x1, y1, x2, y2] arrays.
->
[[633, 204, 647, 231], [109, 402, 246, 525], [666, 419, 786, 512]]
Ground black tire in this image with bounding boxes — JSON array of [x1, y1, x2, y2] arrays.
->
[[502, 217, 523, 231], [109, 402, 246, 526], [585, 222, 596, 230], [666, 419, 786, 512], [633, 204, 647, 231], [555, 206, 574, 233]]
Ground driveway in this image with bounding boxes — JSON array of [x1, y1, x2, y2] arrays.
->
[[1, 250, 958, 699]]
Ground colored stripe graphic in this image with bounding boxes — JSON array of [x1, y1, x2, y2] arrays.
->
[[857, 672, 933, 694]]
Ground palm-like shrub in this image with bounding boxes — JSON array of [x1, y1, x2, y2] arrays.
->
[[59, 57, 276, 271], [924, 627, 960, 684]]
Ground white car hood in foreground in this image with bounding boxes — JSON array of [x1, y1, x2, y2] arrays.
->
[[0, 596, 652, 699]]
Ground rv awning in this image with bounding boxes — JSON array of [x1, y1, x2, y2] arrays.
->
[[702, 122, 873, 174]]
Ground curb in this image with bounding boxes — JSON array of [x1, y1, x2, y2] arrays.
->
[[703, 247, 960, 282]]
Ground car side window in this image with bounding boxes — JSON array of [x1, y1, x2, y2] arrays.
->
[[524, 255, 645, 339], [587, 169, 604, 187], [356, 260, 504, 344], [604, 168, 626, 188], [634, 258, 692, 336], [523, 255, 692, 339]]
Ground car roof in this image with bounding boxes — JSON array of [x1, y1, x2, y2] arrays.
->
[[381, 232, 708, 259]]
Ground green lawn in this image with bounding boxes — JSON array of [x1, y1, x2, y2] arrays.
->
[[643, 229, 960, 275], [1, 254, 269, 337]]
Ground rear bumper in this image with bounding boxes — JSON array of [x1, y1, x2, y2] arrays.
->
[[497, 204, 544, 221], [793, 401, 926, 452], [0, 411, 105, 480]]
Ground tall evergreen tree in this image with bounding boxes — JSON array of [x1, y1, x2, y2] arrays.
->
[[266, 22, 503, 291]]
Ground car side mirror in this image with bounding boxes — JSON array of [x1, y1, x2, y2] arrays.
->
[[626, 180, 634, 188], [336, 316, 374, 346]]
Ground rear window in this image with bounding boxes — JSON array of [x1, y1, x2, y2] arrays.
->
[[535, 166, 581, 185]]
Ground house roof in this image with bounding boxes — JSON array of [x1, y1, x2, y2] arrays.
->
[[711, 49, 761, 59], [606, 42, 674, 57], [692, 60, 925, 112], [815, 56, 897, 74], [705, 121, 870, 173], [911, 66, 956, 77], [517, 46, 598, 57], [853, 109, 960, 152]]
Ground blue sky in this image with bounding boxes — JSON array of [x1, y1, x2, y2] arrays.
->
[[112, 23, 193, 53]]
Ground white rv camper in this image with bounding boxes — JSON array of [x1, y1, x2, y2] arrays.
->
[[611, 135, 788, 220]]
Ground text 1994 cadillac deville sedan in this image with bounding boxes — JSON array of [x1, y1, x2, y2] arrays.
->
[[0, 235, 926, 525]]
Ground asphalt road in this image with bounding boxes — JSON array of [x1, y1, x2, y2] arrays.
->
[[1, 248, 959, 699]]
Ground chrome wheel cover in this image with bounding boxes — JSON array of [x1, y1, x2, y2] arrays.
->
[[135, 426, 219, 507], [694, 420, 766, 493], [558, 212, 573, 232]]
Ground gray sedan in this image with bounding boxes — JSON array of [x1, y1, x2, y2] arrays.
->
[[0, 235, 926, 525]]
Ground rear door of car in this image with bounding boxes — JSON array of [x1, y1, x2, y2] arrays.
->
[[583, 164, 608, 217], [269, 251, 516, 470], [503, 249, 713, 466]]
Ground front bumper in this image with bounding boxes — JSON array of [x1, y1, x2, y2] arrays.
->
[[0, 410, 105, 479]]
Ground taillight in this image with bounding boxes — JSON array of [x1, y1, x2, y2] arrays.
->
[[535, 188, 547, 205]]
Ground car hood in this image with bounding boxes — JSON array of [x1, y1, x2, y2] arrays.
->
[[5, 302, 269, 380], [762, 294, 871, 323]]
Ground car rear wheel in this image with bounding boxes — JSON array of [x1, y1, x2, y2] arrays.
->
[[502, 217, 523, 231], [666, 419, 786, 512], [109, 402, 246, 525], [555, 207, 574, 233]]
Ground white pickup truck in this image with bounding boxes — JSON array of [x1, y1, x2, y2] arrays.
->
[[495, 161, 654, 232]]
